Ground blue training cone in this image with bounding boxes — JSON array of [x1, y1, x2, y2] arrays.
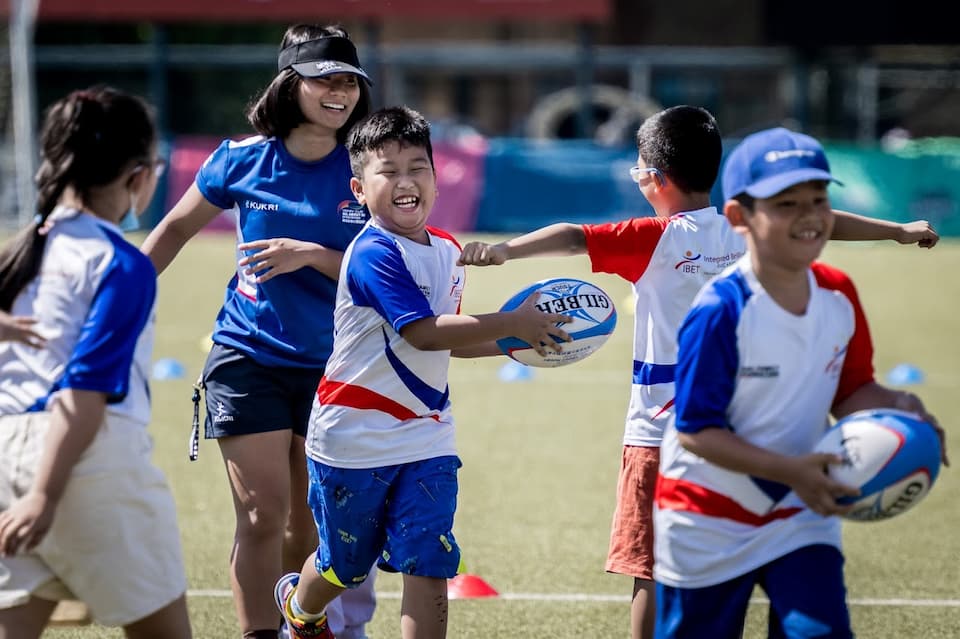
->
[[885, 363, 925, 386], [498, 359, 533, 382], [152, 357, 186, 380]]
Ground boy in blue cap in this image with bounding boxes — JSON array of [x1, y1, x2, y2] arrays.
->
[[654, 127, 948, 639]]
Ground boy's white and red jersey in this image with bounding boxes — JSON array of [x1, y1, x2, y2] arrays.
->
[[583, 207, 745, 446], [306, 220, 465, 469], [654, 257, 876, 588]]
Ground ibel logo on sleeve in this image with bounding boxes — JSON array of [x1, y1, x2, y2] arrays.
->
[[449, 275, 464, 304], [824, 345, 847, 377], [338, 200, 368, 225]]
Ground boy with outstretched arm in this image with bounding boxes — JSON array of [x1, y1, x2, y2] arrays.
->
[[274, 106, 570, 639], [457, 106, 940, 639], [653, 127, 948, 639]]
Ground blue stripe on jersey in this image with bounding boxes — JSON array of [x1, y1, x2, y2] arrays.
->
[[43, 227, 156, 407], [347, 228, 435, 331], [632, 361, 676, 385], [750, 476, 793, 504], [674, 269, 751, 434], [381, 327, 450, 412]]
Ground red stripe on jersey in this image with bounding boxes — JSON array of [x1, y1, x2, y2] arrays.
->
[[317, 376, 440, 422], [811, 262, 875, 406], [656, 475, 803, 526], [582, 216, 670, 282], [426, 225, 462, 250], [652, 397, 675, 420]]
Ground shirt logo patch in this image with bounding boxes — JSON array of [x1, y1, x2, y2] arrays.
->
[[338, 200, 368, 225], [674, 251, 702, 273], [739, 365, 780, 378], [244, 200, 279, 212], [449, 275, 464, 304], [824, 345, 847, 377]]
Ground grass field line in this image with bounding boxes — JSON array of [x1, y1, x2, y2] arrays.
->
[[185, 589, 960, 607]]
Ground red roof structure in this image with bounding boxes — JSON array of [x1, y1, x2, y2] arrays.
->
[[2, 0, 611, 22]]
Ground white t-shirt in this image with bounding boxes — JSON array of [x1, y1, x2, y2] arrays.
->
[[583, 207, 745, 446], [0, 206, 156, 426], [654, 257, 876, 588], [306, 220, 465, 468]]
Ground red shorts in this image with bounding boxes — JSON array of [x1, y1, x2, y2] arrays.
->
[[605, 445, 659, 580]]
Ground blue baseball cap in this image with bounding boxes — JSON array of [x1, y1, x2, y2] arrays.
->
[[721, 127, 842, 201]]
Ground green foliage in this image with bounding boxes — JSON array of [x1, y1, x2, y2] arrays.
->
[[47, 235, 960, 638]]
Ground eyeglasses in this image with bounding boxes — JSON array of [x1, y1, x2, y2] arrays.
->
[[629, 166, 662, 185], [149, 158, 167, 178], [134, 158, 167, 179]]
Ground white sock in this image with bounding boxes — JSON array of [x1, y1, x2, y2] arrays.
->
[[290, 589, 326, 623]]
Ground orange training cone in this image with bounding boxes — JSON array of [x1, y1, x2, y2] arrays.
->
[[447, 574, 499, 599]]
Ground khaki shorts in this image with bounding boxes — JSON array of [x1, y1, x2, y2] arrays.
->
[[605, 445, 659, 580], [0, 412, 187, 627]]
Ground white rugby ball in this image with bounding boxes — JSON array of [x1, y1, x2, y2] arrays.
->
[[496, 277, 617, 368], [814, 408, 942, 522]]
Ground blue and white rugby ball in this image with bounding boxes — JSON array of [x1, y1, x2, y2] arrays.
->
[[496, 277, 617, 368], [815, 408, 942, 522]]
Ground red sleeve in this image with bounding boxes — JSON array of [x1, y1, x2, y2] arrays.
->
[[812, 262, 876, 406], [582, 216, 670, 282], [426, 225, 461, 250]]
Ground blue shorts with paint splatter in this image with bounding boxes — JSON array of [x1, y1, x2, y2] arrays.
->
[[306, 455, 463, 586]]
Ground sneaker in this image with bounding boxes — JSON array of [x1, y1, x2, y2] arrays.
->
[[275, 573, 335, 639]]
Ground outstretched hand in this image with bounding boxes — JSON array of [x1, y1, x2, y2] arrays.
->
[[238, 238, 315, 283], [785, 453, 860, 517], [458, 241, 508, 267], [0, 493, 56, 557], [897, 220, 939, 248], [509, 292, 572, 357], [0, 312, 45, 347]]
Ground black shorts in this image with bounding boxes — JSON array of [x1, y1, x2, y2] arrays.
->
[[201, 343, 324, 439]]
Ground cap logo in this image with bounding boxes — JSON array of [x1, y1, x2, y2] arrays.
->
[[764, 149, 816, 163], [315, 61, 342, 73]]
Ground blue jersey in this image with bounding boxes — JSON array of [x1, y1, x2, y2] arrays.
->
[[196, 136, 368, 368], [0, 207, 156, 425]]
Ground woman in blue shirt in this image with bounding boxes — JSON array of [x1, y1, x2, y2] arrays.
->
[[142, 24, 375, 639]]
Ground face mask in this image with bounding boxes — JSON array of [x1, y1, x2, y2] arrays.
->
[[120, 191, 140, 232]]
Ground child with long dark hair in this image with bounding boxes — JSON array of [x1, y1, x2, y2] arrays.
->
[[0, 85, 191, 638]]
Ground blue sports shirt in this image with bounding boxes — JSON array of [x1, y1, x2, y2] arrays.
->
[[196, 136, 368, 368]]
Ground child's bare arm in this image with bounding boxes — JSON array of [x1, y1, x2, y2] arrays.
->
[[451, 342, 502, 358], [458, 223, 587, 266], [831, 210, 938, 248], [401, 292, 571, 354], [678, 427, 859, 516]]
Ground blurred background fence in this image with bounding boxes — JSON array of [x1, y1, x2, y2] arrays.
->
[[2, 0, 959, 234]]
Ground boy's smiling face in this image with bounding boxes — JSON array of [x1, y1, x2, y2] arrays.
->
[[351, 141, 437, 243], [738, 180, 835, 271]]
